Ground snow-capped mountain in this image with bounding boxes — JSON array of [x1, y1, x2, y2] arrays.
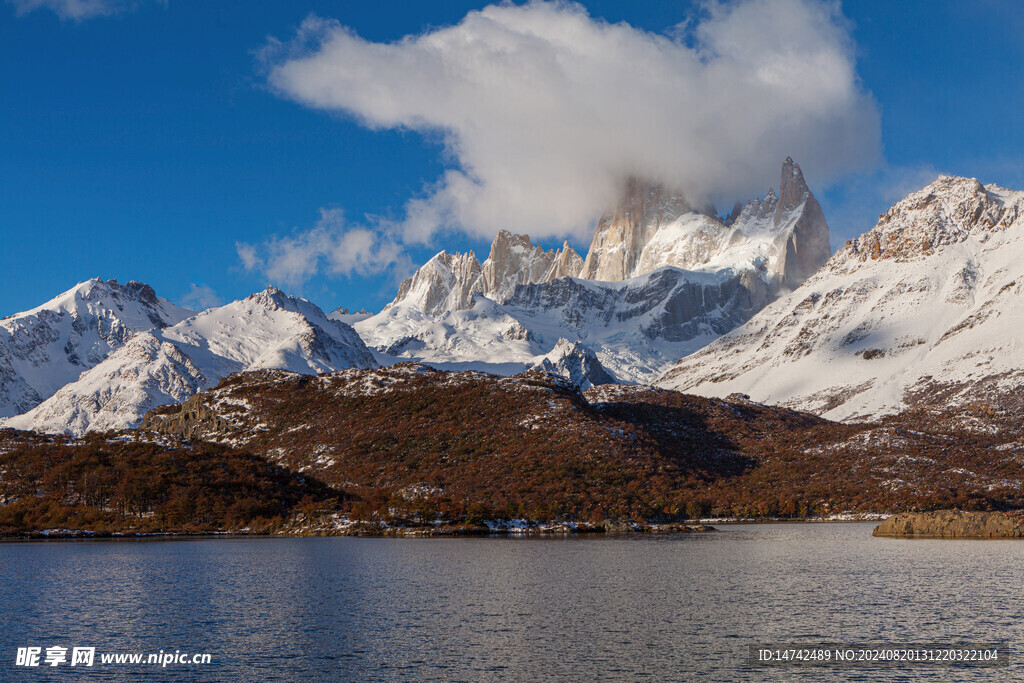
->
[[580, 157, 830, 288], [328, 306, 373, 325], [4, 287, 376, 435], [658, 175, 1024, 421], [0, 158, 832, 432], [533, 338, 616, 390], [357, 158, 830, 383], [359, 265, 768, 383], [0, 278, 191, 419]]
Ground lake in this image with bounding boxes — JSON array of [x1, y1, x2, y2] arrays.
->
[[2, 522, 1022, 680]]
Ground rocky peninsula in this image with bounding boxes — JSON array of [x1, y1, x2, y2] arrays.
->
[[873, 510, 1024, 538]]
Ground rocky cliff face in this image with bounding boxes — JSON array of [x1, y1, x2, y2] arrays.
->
[[579, 158, 831, 289], [847, 175, 1021, 262], [658, 175, 1024, 421], [771, 157, 833, 289], [480, 230, 560, 303], [580, 178, 694, 281], [542, 241, 584, 282], [388, 250, 484, 316], [386, 157, 830, 321], [386, 231, 576, 316]]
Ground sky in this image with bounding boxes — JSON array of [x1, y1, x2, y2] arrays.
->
[[1, 0, 1022, 317]]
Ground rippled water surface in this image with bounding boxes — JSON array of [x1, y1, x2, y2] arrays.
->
[[3, 523, 1023, 680]]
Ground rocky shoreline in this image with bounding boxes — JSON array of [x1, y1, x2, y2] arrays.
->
[[873, 510, 1024, 538], [1, 521, 717, 540], [286, 518, 718, 537]]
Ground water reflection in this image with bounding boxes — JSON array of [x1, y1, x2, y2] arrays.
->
[[2, 524, 1023, 681]]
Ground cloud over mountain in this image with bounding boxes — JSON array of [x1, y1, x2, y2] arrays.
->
[[236, 208, 408, 289], [264, 0, 880, 242]]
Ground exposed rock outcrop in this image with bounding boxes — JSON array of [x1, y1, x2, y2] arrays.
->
[[542, 241, 584, 282], [578, 158, 830, 288], [873, 510, 1024, 538], [388, 250, 484, 316], [533, 338, 616, 389], [480, 230, 558, 303], [580, 178, 694, 281], [385, 231, 573, 316], [772, 156, 832, 289]]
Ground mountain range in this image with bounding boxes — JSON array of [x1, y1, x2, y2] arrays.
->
[[2, 160, 1022, 440], [4, 287, 375, 434], [356, 157, 831, 383], [0, 278, 191, 419]]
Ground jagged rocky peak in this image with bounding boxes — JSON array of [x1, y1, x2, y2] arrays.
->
[[769, 157, 831, 289], [777, 156, 811, 214], [387, 250, 483, 316], [384, 159, 829, 318], [840, 175, 1024, 264], [580, 176, 694, 281], [726, 189, 778, 227], [480, 230, 557, 303], [535, 338, 616, 390], [543, 241, 584, 282], [244, 286, 344, 326], [332, 306, 370, 316], [247, 286, 292, 309], [578, 159, 830, 287], [386, 230, 582, 316]]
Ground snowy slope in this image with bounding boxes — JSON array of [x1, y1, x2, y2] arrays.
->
[[328, 306, 373, 325], [358, 266, 768, 384], [0, 278, 191, 418], [5, 287, 377, 435], [658, 175, 1024, 421]]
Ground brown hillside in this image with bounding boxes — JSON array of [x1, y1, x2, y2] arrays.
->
[[138, 364, 1024, 521]]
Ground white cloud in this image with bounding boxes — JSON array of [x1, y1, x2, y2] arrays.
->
[[180, 283, 222, 311], [264, 0, 880, 242], [236, 208, 408, 290], [7, 0, 157, 20], [236, 242, 261, 272]]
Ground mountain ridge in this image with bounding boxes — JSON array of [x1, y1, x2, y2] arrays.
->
[[658, 175, 1024, 420], [3, 287, 377, 435], [357, 158, 831, 383], [0, 278, 192, 419]]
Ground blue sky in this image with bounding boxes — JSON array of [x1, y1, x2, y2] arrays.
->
[[1, 0, 1022, 317]]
